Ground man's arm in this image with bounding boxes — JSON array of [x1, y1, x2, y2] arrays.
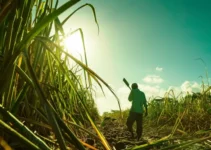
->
[[128, 90, 133, 101], [143, 93, 148, 116]]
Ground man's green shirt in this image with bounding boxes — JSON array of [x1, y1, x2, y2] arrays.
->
[[128, 89, 147, 114]]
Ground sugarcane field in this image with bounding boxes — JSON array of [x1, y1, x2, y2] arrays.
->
[[0, 0, 211, 150]]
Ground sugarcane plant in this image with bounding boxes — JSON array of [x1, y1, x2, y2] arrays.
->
[[0, 0, 122, 149]]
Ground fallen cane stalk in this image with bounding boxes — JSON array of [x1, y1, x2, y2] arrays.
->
[[0, 136, 12, 150]]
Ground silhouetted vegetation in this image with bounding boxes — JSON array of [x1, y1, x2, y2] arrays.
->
[[0, 0, 211, 150]]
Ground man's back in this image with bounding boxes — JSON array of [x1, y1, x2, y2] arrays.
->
[[128, 89, 147, 114], [126, 83, 148, 141]]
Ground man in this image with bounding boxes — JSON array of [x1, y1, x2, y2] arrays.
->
[[126, 83, 148, 141]]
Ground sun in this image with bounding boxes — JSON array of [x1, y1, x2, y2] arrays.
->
[[63, 32, 84, 58]]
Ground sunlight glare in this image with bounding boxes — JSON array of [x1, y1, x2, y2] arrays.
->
[[63, 32, 84, 59]]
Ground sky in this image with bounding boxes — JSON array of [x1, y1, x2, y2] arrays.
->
[[58, 0, 211, 115]]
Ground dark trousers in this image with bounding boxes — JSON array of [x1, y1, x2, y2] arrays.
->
[[126, 111, 143, 139]]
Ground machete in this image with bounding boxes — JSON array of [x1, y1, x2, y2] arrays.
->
[[123, 78, 131, 90]]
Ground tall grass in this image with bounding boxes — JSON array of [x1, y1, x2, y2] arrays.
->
[[148, 90, 211, 133], [0, 0, 121, 149], [137, 86, 211, 149]]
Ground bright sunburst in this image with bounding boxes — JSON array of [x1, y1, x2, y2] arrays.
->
[[63, 32, 83, 58]]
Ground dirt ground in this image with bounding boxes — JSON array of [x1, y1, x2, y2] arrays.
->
[[96, 117, 211, 150]]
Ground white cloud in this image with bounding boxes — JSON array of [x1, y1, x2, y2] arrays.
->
[[138, 84, 166, 99], [180, 81, 201, 93], [167, 86, 184, 98], [166, 81, 201, 98], [143, 75, 164, 84], [156, 67, 163, 72]]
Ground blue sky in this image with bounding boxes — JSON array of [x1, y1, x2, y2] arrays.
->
[[59, 0, 211, 114]]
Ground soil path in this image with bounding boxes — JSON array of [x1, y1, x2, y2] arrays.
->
[[98, 117, 210, 150]]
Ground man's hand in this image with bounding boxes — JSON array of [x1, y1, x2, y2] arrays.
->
[[145, 111, 148, 117], [145, 107, 148, 117]]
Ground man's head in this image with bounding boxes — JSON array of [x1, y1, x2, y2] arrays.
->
[[131, 83, 138, 89]]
